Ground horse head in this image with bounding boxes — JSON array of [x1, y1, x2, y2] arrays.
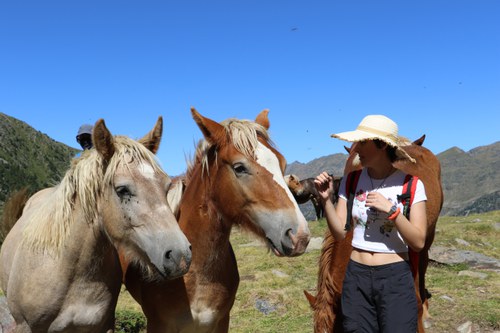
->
[[285, 174, 305, 197], [190, 107, 311, 257], [93, 117, 192, 280]]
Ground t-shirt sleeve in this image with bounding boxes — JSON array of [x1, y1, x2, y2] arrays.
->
[[338, 175, 348, 201], [413, 179, 427, 204]]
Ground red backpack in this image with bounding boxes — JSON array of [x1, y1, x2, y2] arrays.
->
[[344, 169, 419, 277]]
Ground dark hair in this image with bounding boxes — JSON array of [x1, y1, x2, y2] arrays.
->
[[373, 139, 398, 162]]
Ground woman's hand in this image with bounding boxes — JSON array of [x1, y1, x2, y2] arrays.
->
[[365, 191, 393, 214], [314, 172, 333, 205]]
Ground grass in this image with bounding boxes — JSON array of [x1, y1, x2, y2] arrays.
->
[[116, 210, 500, 332], [73, 211, 500, 333], [1, 211, 497, 331]]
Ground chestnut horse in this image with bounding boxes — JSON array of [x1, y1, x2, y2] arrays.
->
[[305, 135, 443, 333], [123, 108, 311, 333], [0, 118, 192, 333], [285, 174, 341, 220]]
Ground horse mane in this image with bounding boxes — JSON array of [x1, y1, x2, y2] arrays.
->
[[1, 187, 30, 242], [22, 136, 165, 254], [166, 176, 185, 218], [184, 117, 272, 183]]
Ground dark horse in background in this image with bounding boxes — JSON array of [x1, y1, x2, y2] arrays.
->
[[305, 135, 443, 333], [285, 174, 341, 220]]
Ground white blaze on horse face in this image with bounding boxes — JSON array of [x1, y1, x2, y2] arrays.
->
[[138, 162, 156, 180], [254, 143, 305, 216]]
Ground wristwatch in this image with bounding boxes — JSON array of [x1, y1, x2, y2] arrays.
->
[[388, 204, 398, 215]]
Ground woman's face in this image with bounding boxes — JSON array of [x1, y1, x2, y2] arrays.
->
[[353, 140, 386, 167]]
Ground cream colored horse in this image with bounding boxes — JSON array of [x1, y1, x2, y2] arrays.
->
[[0, 117, 192, 333]]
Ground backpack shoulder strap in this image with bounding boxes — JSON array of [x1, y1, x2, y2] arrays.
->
[[397, 174, 418, 218], [397, 174, 420, 279], [345, 169, 362, 231]]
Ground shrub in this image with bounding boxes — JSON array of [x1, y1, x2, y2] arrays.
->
[[115, 309, 146, 333]]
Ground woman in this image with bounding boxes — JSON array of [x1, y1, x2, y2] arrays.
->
[[315, 115, 427, 332]]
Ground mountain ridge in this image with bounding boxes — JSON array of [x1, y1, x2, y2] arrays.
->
[[0, 112, 498, 218]]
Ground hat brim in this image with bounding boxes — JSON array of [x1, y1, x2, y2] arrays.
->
[[331, 130, 416, 163], [330, 129, 393, 144]]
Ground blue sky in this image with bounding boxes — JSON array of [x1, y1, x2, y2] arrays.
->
[[1, 1, 499, 176]]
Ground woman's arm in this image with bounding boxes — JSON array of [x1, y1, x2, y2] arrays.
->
[[314, 172, 348, 240], [365, 192, 427, 252]]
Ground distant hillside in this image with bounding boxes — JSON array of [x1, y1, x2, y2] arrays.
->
[[0, 113, 78, 208], [286, 141, 500, 218], [438, 143, 500, 215], [0, 112, 498, 218]]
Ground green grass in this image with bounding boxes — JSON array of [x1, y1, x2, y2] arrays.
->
[[114, 211, 500, 332]]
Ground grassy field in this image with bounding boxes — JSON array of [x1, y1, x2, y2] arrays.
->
[[116, 210, 500, 332]]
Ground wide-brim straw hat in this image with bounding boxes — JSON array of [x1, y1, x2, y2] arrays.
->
[[331, 115, 416, 163]]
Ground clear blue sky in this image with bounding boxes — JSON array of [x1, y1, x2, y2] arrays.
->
[[1, 1, 499, 176]]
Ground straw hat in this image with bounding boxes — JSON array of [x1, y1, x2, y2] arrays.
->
[[331, 115, 416, 163]]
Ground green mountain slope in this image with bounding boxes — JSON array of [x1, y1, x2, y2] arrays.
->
[[0, 113, 78, 206]]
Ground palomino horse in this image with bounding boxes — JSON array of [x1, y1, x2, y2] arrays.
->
[[305, 135, 443, 333], [123, 108, 311, 333], [285, 174, 341, 220], [0, 117, 192, 333]]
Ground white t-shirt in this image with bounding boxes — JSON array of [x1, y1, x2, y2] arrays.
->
[[338, 169, 427, 254]]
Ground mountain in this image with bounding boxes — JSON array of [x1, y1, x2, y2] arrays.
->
[[0, 112, 498, 218], [438, 143, 500, 215], [0, 113, 78, 209], [286, 141, 500, 218]]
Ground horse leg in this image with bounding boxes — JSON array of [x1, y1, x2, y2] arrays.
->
[[213, 313, 230, 333], [311, 198, 321, 220], [420, 249, 432, 328], [13, 322, 31, 333]]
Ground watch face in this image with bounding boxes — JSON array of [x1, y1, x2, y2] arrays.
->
[[389, 205, 397, 215]]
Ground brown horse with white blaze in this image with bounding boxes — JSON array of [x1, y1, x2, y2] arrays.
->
[[305, 135, 443, 333], [123, 108, 311, 333], [0, 117, 192, 333]]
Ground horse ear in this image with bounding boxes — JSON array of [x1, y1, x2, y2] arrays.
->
[[255, 109, 270, 129], [191, 107, 225, 146], [303, 290, 317, 308], [93, 119, 115, 162], [138, 116, 163, 154], [344, 145, 351, 153], [413, 134, 426, 146]]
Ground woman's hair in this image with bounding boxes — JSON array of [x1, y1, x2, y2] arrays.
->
[[373, 139, 398, 162]]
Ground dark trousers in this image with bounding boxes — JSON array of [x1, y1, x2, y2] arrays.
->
[[341, 259, 417, 333]]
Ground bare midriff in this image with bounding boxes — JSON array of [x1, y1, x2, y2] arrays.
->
[[351, 247, 409, 266]]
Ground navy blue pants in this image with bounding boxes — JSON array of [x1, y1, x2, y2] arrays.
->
[[341, 259, 417, 333]]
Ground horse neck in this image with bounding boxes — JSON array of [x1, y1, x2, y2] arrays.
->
[[179, 166, 234, 267], [66, 201, 119, 277]]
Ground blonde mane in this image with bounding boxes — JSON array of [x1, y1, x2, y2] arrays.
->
[[22, 136, 165, 254], [185, 118, 272, 182]]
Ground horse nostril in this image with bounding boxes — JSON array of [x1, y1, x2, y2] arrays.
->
[[165, 250, 172, 260]]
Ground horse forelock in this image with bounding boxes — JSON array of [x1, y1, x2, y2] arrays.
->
[[23, 136, 164, 254], [185, 118, 273, 181]]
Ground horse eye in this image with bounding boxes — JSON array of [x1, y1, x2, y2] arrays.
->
[[115, 186, 132, 198], [232, 163, 248, 175]]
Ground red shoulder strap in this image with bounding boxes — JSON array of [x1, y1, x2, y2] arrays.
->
[[400, 174, 419, 279], [399, 174, 418, 218]]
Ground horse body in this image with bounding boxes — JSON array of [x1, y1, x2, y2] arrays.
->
[[0, 118, 192, 333], [124, 108, 311, 333], [307, 135, 443, 333]]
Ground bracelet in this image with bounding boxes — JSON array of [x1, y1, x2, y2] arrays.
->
[[388, 207, 401, 221]]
